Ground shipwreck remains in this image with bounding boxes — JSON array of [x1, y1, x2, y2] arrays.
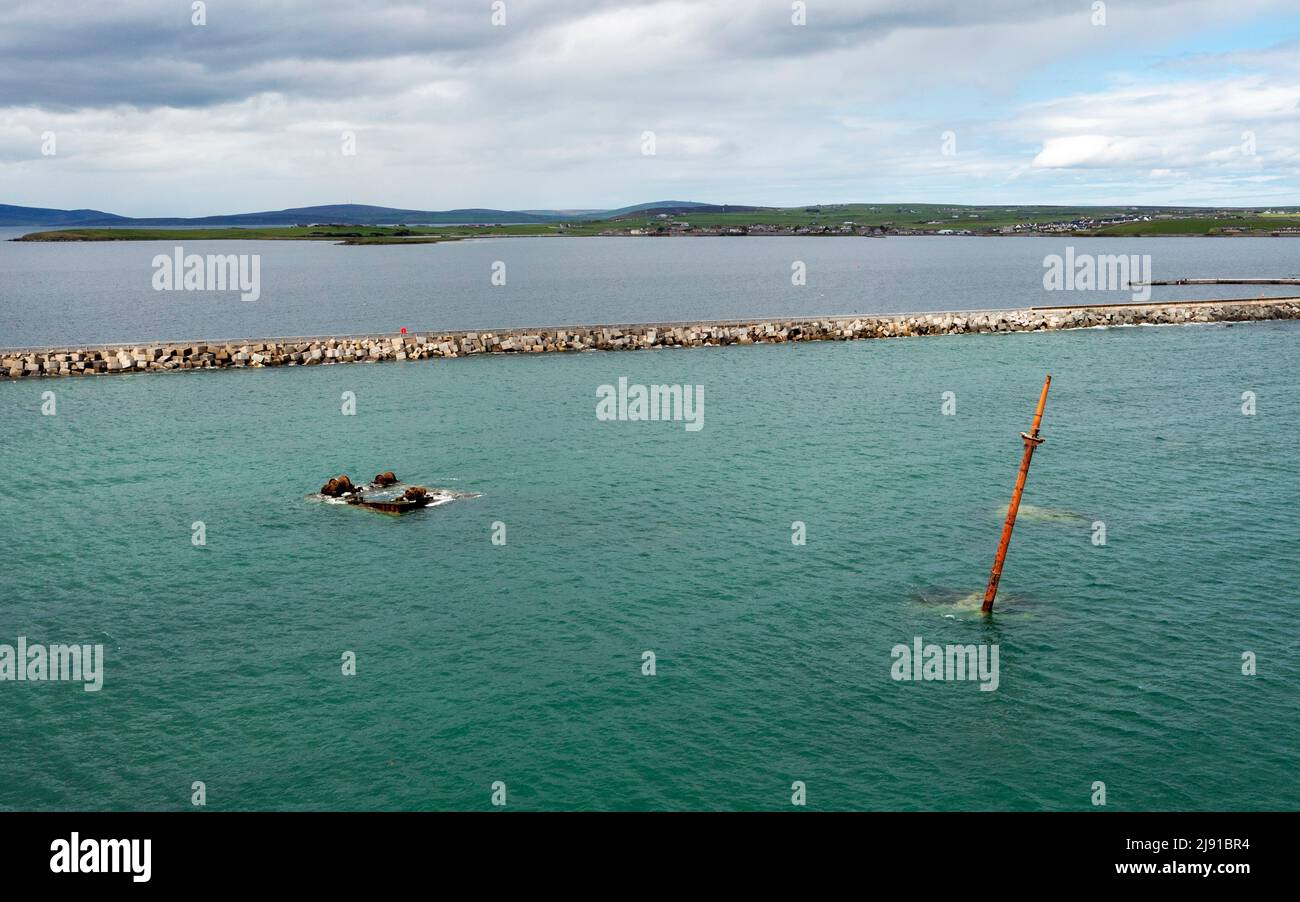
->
[[318, 473, 437, 515], [982, 375, 1051, 614]]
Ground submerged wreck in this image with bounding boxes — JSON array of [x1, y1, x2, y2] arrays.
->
[[319, 472, 437, 515]]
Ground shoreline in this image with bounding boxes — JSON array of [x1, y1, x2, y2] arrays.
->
[[5, 297, 1298, 380], [14, 230, 1300, 244]]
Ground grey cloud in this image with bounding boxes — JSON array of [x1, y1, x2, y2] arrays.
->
[[1, 0, 1296, 214], [1, 0, 606, 107], [2, 0, 1259, 110]]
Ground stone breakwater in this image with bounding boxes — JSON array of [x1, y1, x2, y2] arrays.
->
[[4, 299, 1298, 380]]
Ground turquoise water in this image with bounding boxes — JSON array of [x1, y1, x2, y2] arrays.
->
[[1, 321, 1297, 810]]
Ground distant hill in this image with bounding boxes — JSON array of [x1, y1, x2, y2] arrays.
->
[[0, 201, 727, 228], [131, 205, 570, 226], [0, 202, 595, 228], [0, 204, 130, 226], [601, 202, 766, 220], [596, 200, 715, 218], [516, 202, 715, 217]]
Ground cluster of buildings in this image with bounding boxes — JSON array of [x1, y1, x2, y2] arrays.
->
[[1006, 214, 1152, 234], [601, 219, 890, 237], [592, 206, 1300, 238]]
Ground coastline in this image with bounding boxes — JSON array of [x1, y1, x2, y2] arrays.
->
[[14, 229, 1300, 244], [5, 297, 1298, 380]]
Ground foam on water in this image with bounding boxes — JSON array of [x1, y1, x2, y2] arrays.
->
[[999, 503, 1088, 524], [309, 486, 480, 507]]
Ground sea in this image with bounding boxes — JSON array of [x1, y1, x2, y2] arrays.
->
[[1, 233, 1297, 809], [3, 230, 1300, 346]]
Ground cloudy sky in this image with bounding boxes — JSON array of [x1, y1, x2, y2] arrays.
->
[[2, 0, 1299, 215]]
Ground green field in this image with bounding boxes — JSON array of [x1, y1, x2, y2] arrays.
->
[[16, 204, 1300, 243], [1089, 216, 1300, 236]]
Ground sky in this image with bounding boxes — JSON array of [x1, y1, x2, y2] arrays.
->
[[2, 0, 1299, 216]]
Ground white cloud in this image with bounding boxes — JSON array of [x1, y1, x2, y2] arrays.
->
[[1, 0, 1298, 212]]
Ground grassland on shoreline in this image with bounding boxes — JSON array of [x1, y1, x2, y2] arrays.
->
[[14, 225, 473, 243], [15, 203, 1300, 243]]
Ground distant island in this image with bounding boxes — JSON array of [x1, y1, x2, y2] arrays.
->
[[8, 201, 1300, 244]]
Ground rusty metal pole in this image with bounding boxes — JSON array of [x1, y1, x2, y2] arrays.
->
[[982, 375, 1051, 614]]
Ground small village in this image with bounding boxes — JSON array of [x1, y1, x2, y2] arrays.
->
[[596, 209, 1164, 237], [592, 205, 1300, 238]]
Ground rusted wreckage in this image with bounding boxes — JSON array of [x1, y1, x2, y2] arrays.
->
[[319, 472, 436, 515]]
